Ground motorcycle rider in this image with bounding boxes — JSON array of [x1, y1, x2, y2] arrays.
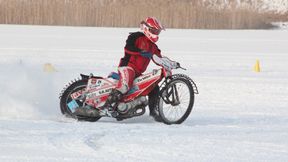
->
[[106, 17, 165, 120]]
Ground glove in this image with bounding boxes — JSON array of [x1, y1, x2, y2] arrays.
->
[[171, 61, 180, 69], [176, 62, 180, 68], [140, 51, 152, 59]]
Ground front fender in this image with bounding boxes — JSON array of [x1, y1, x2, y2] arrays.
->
[[160, 74, 198, 95], [171, 74, 199, 94]]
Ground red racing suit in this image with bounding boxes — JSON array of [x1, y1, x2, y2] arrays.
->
[[119, 32, 162, 77], [116, 32, 162, 94]]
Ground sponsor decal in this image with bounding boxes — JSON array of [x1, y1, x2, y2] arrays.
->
[[91, 78, 97, 84], [71, 89, 86, 99], [87, 91, 98, 99], [86, 87, 112, 99], [88, 79, 99, 89], [137, 74, 152, 82], [99, 88, 112, 95], [135, 69, 161, 83], [67, 100, 79, 112], [87, 78, 114, 91]]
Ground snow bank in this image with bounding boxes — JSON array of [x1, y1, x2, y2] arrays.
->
[[272, 22, 288, 29], [0, 62, 60, 120]]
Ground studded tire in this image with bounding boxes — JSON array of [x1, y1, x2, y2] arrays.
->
[[60, 79, 101, 122], [157, 77, 195, 125]]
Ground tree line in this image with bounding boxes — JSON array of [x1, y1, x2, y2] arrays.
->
[[0, 0, 287, 29]]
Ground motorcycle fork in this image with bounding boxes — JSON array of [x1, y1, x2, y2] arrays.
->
[[163, 83, 180, 106], [168, 84, 180, 106]]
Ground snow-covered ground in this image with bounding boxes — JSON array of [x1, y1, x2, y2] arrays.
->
[[0, 25, 288, 161]]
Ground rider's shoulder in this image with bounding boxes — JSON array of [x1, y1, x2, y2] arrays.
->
[[128, 31, 145, 38]]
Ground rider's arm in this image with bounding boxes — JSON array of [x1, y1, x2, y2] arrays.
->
[[154, 44, 162, 58], [124, 33, 142, 55], [152, 55, 163, 66], [152, 55, 180, 69]]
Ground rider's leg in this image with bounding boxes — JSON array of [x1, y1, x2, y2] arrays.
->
[[106, 66, 135, 105], [116, 66, 135, 94], [148, 85, 162, 122]]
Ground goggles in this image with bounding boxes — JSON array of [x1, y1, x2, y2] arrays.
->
[[141, 21, 162, 35]]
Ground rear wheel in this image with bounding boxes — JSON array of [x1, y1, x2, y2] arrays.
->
[[157, 78, 194, 124], [59, 79, 101, 122]]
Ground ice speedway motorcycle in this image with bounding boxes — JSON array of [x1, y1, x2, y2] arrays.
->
[[59, 55, 198, 124]]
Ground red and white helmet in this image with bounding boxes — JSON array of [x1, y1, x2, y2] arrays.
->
[[140, 17, 165, 43]]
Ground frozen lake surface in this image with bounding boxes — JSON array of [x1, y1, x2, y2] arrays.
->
[[0, 25, 288, 161]]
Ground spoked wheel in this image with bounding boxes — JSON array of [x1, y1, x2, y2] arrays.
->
[[59, 79, 101, 122], [158, 78, 194, 124]]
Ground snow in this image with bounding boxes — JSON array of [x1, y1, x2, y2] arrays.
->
[[202, 0, 288, 13], [260, 0, 288, 13], [272, 22, 288, 29], [0, 25, 288, 161]]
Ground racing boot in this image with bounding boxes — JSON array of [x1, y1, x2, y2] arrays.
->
[[148, 86, 162, 122], [149, 108, 162, 122]]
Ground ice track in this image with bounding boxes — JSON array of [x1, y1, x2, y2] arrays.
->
[[0, 25, 288, 161]]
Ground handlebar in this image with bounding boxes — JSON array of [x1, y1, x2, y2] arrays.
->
[[153, 55, 187, 71], [178, 66, 187, 70], [175, 62, 186, 70]]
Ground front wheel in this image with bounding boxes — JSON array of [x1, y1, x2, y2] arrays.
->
[[157, 77, 195, 124]]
